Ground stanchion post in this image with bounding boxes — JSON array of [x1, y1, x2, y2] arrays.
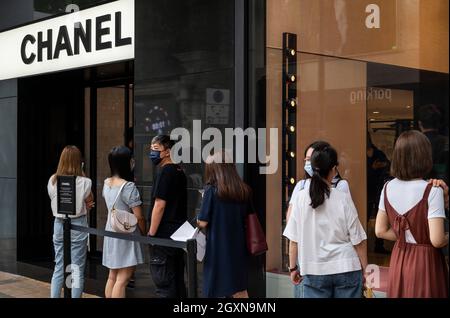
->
[[186, 239, 198, 298], [63, 215, 72, 298]]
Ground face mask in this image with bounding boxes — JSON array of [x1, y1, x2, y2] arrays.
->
[[304, 160, 313, 177], [149, 150, 162, 166]]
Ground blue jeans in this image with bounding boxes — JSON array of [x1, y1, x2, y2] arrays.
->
[[51, 216, 88, 298], [294, 280, 304, 298], [302, 270, 363, 298]]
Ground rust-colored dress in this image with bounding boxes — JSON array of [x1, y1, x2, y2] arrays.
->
[[384, 183, 449, 298]]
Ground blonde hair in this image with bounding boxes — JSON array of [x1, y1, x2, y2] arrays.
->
[[51, 145, 84, 185]]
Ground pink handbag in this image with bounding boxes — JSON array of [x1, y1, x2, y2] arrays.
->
[[110, 182, 138, 234]]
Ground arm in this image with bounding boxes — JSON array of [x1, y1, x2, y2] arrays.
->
[[375, 210, 398, 241], [289, 240, 301, 285], [286, 204, 292, 222], [429, 218, 449, 248], [85, 192, 95, 211], [197, 220, 208, 229], [148, 198, 166, 236], [353, 239, 368, 272], [131, 205, 146, 235]]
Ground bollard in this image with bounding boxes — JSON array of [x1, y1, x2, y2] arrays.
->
[[63, 216, 72, 298], [186, 239, 198, 298]]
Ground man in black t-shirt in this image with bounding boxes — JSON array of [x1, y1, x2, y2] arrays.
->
[[148, 135, 187, 298]]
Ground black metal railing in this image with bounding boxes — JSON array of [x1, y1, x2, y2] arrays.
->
[[62, 217, 198, 298]]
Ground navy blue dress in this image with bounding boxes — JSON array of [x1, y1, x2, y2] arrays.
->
[[198, 185, 249, 298]]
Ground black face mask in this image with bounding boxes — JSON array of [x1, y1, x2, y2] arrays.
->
[[149, 150, 162, 166]]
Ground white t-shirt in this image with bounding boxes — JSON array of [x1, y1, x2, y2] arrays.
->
[[47, 176, 92, 218], [378, 178, 446, 243], [289, 178, 351, 205], [283, 188, 367, 276]]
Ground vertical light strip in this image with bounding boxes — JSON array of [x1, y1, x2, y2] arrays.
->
[[281, 32, 297, 270]]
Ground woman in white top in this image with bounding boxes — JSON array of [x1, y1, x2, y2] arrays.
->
[[286, 141, 352, 298], [47, 145, 94, 298], [284, 145, 368, 298]]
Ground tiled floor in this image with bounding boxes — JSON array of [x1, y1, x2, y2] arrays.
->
[[0, 271, 99, 298]]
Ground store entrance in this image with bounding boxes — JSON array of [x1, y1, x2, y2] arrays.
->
[[17, 61, 134, 264]]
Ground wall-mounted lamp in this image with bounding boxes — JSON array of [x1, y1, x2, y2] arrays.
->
[[286, 74, 297, 83], [287, 48, 296, 57]]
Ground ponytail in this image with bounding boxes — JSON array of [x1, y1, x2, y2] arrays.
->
[[310, 173, 330, 209], [308, 146, 338, 209]]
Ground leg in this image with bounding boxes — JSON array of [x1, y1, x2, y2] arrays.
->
[[111, 267, 135, 298], [70, 238, 88, 298], [333, 270, 363, 298], [105, 269, 118, 298], [302, 275, 333, 298], [50, 238, 64, 298], [149, 246, 176, 298]]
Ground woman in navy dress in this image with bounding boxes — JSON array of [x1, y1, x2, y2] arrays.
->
[[197, 150, 251, 298]]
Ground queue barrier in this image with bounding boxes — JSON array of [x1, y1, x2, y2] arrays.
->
[[62, 217, 198, 298]]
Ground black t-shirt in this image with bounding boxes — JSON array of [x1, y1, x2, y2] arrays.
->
[[150, 164, 188, 238]]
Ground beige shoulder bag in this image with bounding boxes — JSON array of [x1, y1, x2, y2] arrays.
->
[[110, 182, 138, 234]]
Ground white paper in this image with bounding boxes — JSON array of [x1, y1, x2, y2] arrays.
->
[[170, 221, 197, 241], [170, 221, 206, 262]]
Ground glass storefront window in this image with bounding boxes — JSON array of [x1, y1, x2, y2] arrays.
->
[[263, 0, 449, 297], [134, 0, 235, 222]]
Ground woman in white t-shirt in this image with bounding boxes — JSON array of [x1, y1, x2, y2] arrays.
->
[[375, 130, 448, 298], [284, 146, 368, 298], [285, 141, 352, 298], [47, 145, 94, 298]]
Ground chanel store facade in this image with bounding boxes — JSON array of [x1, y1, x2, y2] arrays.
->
[[0, 0, 448, 297]]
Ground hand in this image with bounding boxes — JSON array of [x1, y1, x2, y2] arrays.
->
[[85, 199, 95, 211], [147, 229, 155, 237], [362, 269, 369, 287], [290, 270, 302, 285], [428, 179, 449, 210]]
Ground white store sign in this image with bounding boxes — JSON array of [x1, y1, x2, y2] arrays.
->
[[0, 0, 134, 81]]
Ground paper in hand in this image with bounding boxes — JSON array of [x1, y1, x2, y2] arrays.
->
[[170, 221, 206, 262]]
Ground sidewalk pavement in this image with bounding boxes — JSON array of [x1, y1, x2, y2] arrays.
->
[[0, 271, 99, 298]]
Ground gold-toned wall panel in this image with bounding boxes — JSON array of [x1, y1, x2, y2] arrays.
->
[[265, 49, 368, 272], [267, 0, 448, 73]]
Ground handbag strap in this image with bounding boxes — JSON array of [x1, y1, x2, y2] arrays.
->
[[111, 181, 128, 211]]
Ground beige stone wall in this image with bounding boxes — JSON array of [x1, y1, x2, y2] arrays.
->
[[95, 87, 125, 251]]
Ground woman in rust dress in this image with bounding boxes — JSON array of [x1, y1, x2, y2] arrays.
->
[[375, 130, 448, 298]]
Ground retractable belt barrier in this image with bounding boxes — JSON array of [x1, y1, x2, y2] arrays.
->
[[62, 219, 198, 298]]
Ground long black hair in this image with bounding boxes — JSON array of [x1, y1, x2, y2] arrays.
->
[[108, 146, 133, 181], [309, 146, 339, 209], [303, 141, 331, 179]]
